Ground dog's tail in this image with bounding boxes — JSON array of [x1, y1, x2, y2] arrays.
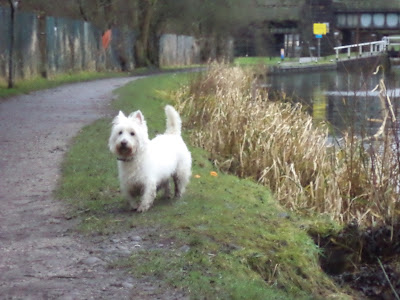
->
[[165, 105, 182, 135]]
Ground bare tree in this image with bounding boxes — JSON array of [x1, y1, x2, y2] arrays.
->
[[77, 0, 88, 21], [7, 0, 19, 88], [1, 0, 252, 68], [134, 0, 157, 66]]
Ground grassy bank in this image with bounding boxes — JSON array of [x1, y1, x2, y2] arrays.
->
[[234, 55, 343, 67], [56, 73, 347, 299], [0, 67, 203, 99], [0, 71, 129, 99], [234, 55, 338, 66]]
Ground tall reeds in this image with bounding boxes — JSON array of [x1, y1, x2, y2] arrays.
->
[[173, 63, 399, 227]]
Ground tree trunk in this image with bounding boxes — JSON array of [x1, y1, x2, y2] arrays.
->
[[77, 0, 89, 21], [135, 0, 156, 67], [8, 0, 17, 88], [38, 15, 47, 78], [102, 0, 114, 29]]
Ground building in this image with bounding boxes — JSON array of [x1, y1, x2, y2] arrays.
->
[[234, 0, 400, 58]]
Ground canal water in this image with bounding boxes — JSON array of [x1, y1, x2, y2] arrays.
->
[[267, 66, 400, 136]]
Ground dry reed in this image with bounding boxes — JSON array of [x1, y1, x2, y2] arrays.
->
[[173, 62, 399, 227]]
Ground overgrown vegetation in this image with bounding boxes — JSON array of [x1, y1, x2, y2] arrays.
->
[[57, 73, 348, 299], [172, 63, 400, 227]]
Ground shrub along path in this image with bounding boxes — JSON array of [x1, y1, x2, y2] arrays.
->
[[0, 77, 186, 299]]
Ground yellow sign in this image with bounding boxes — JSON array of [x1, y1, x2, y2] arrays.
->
[[313, 23, 327, 35]]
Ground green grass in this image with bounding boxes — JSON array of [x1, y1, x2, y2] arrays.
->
[[234, 55, 339, 68], [56, 73, 349, 299], [234, 53, 388, 68], [0, 67, 194, 99], [0, 71, 129, 99], [234, 56, 289, 66], [161, 64, 203, 70]]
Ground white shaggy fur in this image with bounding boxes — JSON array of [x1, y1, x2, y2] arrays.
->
[[108, 105, 192, 212]]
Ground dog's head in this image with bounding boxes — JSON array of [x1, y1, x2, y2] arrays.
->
[[108, 110, 149, 159]]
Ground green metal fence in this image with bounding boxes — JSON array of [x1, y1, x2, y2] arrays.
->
[[0, 6, 40, 81], [0, 5, 136, 82], [0, 4, 215, 83], [0, 6, 10, 80]]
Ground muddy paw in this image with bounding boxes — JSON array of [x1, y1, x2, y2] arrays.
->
[[129, 203, 139, 211], [136, 204, 150, 213]]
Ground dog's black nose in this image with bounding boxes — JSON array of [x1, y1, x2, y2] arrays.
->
[[121, 140, 127, 147]]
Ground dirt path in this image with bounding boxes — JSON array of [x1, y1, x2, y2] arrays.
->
[[0, 78, 184, 299]]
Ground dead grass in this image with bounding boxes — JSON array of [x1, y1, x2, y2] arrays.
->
[[172, 62, 400, 227]]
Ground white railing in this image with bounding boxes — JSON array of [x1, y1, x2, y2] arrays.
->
[[334, 39, 388, 60], [384, 36, 400, 47]]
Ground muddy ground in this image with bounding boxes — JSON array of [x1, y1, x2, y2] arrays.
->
[[0, 78, 186, 299]]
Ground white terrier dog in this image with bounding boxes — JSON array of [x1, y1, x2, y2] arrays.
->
[[108, 105, 192, 212]]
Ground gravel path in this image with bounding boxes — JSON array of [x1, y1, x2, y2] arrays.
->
[[0, 78, 185, 299]]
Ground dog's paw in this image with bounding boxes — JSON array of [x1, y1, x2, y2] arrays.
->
[[137, 203, 150, 213], [129, 202, 139, 211]]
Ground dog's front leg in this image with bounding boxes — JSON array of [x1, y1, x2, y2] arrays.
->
[[137, 184, 157, 212], [121, 184, 140, 211], [127, 194, 139, 211]]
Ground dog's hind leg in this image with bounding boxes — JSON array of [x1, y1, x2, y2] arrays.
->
[[173, 158, 191, 198], [158, 180, 171, 199], [173, 172, 189, 198]]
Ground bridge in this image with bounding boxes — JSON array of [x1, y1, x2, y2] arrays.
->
[[335, 11, 400, 31], [334, 36, 400, 60]]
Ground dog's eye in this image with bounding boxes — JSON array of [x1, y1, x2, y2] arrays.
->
[[130, 132, 135, 136], [118, 131, 122, 135]]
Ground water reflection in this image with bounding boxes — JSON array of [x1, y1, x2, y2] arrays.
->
[[266, 67, 400, 136]]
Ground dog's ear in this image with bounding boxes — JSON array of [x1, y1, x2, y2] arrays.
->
[[129, 110, 145, 124], [112, 111, 125, 124], [118, 111, 126, 117]]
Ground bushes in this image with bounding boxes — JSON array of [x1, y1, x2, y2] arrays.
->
[[173, 63, 400, 227]]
